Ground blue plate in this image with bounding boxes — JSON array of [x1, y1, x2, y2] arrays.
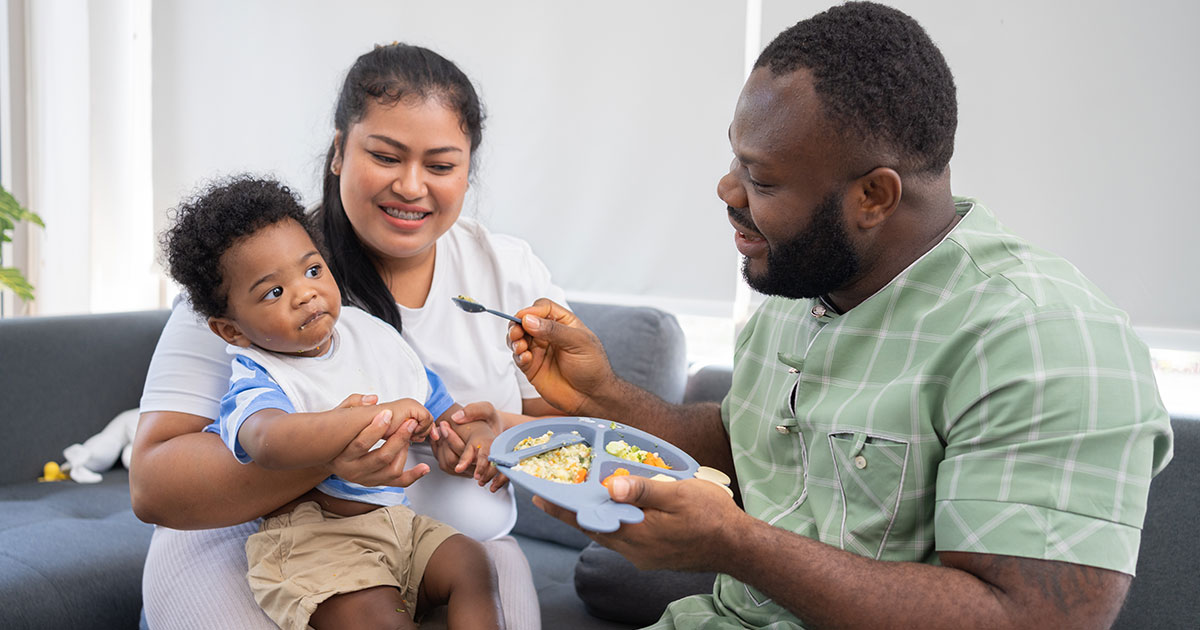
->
[[489, 417, 698, 532]]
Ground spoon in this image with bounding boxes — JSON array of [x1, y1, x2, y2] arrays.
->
[[451, 295, 522, 324]]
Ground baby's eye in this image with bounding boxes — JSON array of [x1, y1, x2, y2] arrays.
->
[[263, 287, 283, 301], [305, 264, 322, 278]]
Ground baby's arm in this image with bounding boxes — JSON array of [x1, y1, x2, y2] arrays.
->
[[240, 398, 431, 470]]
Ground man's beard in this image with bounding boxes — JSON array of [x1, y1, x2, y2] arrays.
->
[[738, 192, 860, 300]]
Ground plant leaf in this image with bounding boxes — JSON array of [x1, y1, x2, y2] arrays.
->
[[0, 266, 35, 301]]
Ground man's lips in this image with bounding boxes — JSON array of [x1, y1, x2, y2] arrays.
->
[[728, 207, 767, 258]]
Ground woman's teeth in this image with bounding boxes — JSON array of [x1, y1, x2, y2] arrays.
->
[[384, 207, 426, 220]]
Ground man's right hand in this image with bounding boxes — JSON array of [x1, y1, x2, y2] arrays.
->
[[508, 298, 621, 416]]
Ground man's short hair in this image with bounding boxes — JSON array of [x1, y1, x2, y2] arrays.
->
[[756, 1, 957, 175]]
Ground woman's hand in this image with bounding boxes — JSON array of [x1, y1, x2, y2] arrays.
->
[[326, 407, 430, 488], [507, 298, 621, 416]]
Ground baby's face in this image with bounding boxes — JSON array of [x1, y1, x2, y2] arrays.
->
[[214, 218, 341, 357]]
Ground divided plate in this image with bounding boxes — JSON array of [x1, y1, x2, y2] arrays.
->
[[489, 417, 699, 532]]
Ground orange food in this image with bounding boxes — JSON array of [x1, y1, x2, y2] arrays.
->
[[642, 453, 669, 469], [573, 468, 589, 484], [601, 467, 631, 489]]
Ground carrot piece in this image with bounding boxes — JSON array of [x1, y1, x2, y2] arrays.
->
[[601, 467, 631, 489], [643, 453, 670, 469], [573, 468, 589, 484]]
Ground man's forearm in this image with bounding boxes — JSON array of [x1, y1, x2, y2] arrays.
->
[[583, 378, 735, 476], [718, 512, 1128, 630]]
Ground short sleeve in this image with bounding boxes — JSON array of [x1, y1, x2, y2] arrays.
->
[[205, 355, 295, 463], [495, 236, 568, 400], [423, 367, 456, 419], [139, 298, 232, 419], [934, 308, 1173, 574]]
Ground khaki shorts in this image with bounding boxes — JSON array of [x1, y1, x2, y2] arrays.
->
[[245, 501, 458, 630]]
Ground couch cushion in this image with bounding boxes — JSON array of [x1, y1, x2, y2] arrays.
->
[[571, 302, 688, 405], [1112, 416, 1200, 629], [0, 471, 152, 629], [0, 310, 170, 486], [515, 534, 636, 630], [575, 541, 717, 626]]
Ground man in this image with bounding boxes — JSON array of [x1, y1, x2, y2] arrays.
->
[[509, 2, 1173, 629]]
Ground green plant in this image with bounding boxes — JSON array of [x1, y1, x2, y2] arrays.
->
[[0, 183, 43, 301]]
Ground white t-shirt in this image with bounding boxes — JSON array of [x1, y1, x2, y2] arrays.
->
[[140, 217, 567, 540]]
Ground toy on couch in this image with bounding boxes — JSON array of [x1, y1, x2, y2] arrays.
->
[[38, 408, 139, 483]]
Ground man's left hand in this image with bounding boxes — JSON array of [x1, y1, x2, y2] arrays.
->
[[534, 474, 743, 573]]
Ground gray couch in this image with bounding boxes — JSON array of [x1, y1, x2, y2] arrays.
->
[[0, 303, 682, 630], [1, 307, 1196, 629]]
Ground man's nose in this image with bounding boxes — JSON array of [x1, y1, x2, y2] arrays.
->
[[717, 165, 748, 211]]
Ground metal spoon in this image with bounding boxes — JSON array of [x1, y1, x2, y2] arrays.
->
[[451, 295, 522, 324]]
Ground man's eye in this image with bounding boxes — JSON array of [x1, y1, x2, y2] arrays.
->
[[264, 287, 283, 300], [306, 265, 321, 278], [749, 178, 773, 191]]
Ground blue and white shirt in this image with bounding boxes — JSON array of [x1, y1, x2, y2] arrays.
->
[[204, 306, 454, 507]]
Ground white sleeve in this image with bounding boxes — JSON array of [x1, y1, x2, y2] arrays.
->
[[138, 299, 231, 420], [495, 236, 568, 399]]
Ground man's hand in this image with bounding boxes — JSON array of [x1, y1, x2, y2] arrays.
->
[[507, 298, 621, 416], [534, 474, 744, 573]]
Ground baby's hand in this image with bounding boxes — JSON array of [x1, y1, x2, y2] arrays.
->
[[432, 402, 507, 491], [379, 398, 434, 442]]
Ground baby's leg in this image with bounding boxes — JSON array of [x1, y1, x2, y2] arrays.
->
[[309, 585, 417, 630], [419, 534, 504, 629]]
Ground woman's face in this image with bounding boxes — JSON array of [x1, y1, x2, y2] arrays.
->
[[333, 97, 472, 267]]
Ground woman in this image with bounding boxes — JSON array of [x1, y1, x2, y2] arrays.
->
[[131, 43, 563, 629]]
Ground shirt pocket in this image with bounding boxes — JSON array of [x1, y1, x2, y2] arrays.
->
[[827, 431, 909, 559]]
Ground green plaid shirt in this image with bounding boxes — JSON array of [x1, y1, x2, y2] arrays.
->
[[652, 198, 1173, 630]]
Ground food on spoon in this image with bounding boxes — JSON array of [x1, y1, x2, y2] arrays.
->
[[512, 431, 592, 484], [601, 467, 631, 489], [605, 440, 671, 469]]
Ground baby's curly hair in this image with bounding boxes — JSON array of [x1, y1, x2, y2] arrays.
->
[[162, 176, 316, 320]]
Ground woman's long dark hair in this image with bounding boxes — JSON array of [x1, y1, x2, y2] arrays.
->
[[314, 43, 485, 334]]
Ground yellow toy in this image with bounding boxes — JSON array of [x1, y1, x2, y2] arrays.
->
[[38, 461, 70, 482]]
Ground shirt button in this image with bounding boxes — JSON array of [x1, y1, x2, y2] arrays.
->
[[775, 425, 790, 435], [811, 305, 827, 318], [854, 455, 867, 470]]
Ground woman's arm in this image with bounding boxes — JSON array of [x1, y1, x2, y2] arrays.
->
[[129, 410, 327, 528]]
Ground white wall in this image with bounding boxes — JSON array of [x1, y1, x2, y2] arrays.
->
[[151, 0, 746, 316], [10, 0, 1190, 347], [762, 0, 1200, 337]]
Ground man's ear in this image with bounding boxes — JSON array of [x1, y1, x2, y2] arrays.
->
[[330, 131, 344, 176], [209, 317, 251, 347], [850, 167, 902, 230]]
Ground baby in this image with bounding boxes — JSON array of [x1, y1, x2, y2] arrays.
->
[[161, 175, 504, 630]]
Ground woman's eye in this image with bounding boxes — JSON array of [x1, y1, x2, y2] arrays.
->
[[428, 164, 454, 174], [370, 152, 399, 164], [264, 287, 283, 301], [305, 265, 321, 278]]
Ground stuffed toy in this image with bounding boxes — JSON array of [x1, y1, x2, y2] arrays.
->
[[58, 408, 140, 483]]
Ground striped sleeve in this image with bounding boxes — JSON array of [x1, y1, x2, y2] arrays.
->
[[424, 367, 456, 419], [203, 354, 295, 464]]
